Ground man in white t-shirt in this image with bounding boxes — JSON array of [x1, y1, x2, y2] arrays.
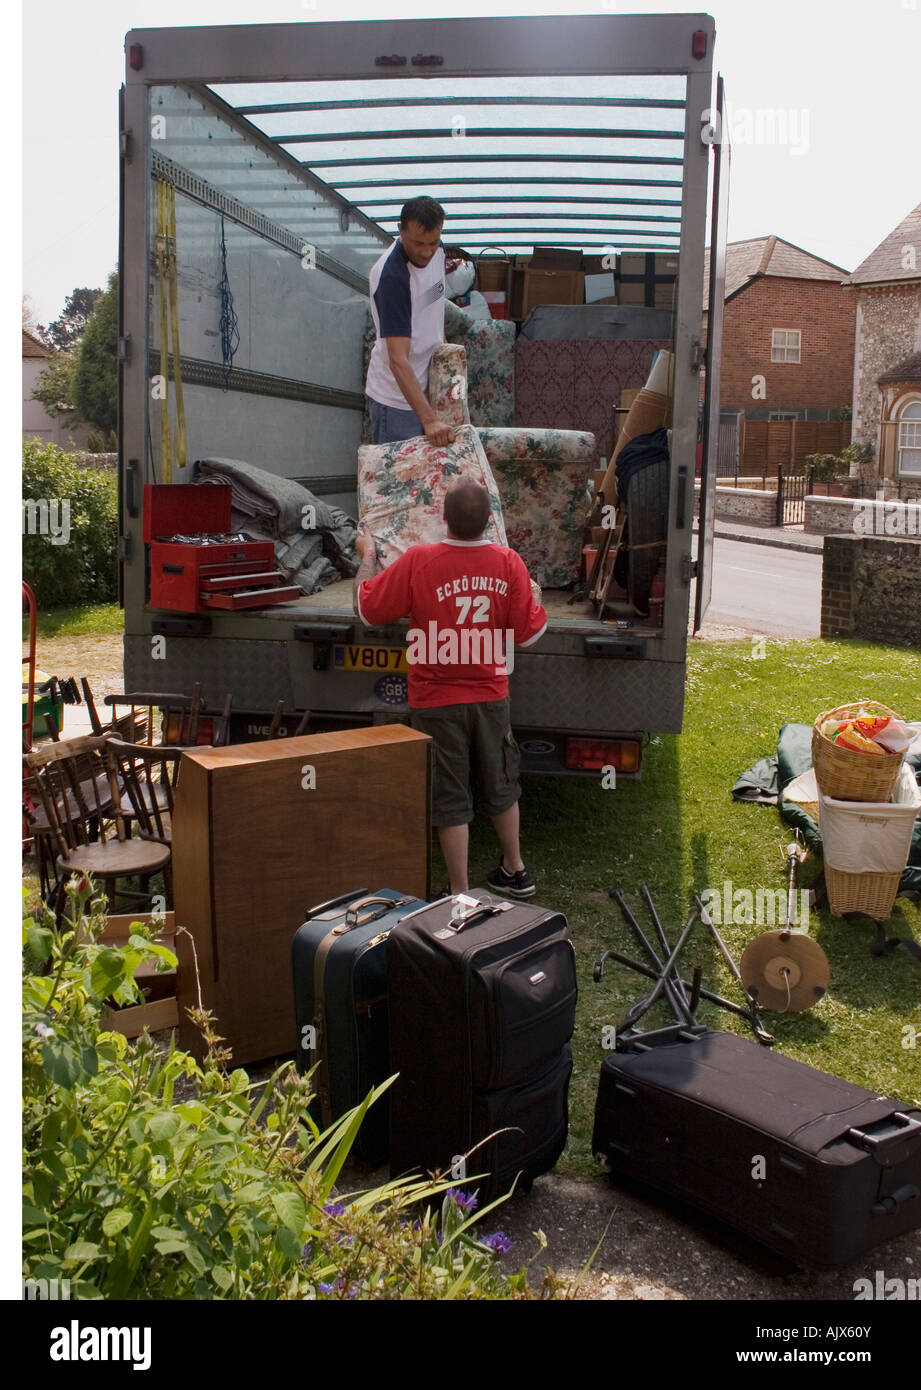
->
[[365, 196, 455, 447]]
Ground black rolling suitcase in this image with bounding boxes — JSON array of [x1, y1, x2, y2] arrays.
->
[[388, 891, 577, 1201], [592, 1024, 921, 1268], [292, 887, 427, 1162]]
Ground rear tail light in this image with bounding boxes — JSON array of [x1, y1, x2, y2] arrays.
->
[[195, 716, 215, 745], [565, 737, 641, 772], [162, 713, 215, 745]]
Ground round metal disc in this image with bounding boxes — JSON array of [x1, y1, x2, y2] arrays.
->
[[740, 931, 830, 1012]]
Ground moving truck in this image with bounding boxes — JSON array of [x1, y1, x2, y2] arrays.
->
[[118, 13, 728, 775]]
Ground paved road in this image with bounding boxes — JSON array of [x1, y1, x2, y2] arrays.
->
[[699, 537, 822, 638]]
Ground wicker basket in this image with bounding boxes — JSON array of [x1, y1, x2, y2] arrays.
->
[[825, 865, 902, 921], [811, 701, 904, 802], [784, 768, 819, 822]]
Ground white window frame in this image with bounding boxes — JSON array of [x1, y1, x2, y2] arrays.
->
[[771, 328, 801, 363], [768, 410, 798, 421], [896, 397, 921, 477]]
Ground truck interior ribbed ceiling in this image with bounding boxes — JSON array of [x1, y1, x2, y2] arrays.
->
[[194, 73, 687, 261]]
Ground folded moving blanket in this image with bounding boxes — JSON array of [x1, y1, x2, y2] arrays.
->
[[195, 456, 358, 595]]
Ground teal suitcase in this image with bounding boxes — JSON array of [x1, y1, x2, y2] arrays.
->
[[292, 887, 428, 1162]]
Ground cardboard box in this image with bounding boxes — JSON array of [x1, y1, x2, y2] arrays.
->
[[91, 911, 180, 1039], [617, 252, 679, 308], [510, 268, 585, 318], [529, 246, 583, 270]]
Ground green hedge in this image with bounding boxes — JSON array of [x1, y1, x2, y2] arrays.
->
[[22, 438, 118, 607]]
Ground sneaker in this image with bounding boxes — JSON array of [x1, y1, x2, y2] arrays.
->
[[486, 857, 535, 899], [429, 886, 452, 903]]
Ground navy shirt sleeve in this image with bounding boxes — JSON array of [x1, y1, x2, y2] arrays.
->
[[374, 251, 412, 338]]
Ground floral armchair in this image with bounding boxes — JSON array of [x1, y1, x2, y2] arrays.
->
[[359, 313, 597, 588]]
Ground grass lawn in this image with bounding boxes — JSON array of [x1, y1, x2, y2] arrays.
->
[[26, 603, 123, 640], [459, 637, 921, 1180], [24, 616, 920, 1184]]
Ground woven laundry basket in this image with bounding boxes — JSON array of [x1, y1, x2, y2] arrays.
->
[[819, 763, 921, 920], [812, 701, 905, 803]]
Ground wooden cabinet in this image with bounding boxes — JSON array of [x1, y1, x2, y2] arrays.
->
[[172, 724, 431, 1064]]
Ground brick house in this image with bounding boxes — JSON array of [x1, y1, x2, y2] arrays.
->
[[702, 235, 856, 422], [842, 201, 921, 494]]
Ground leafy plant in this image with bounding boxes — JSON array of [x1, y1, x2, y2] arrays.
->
[[804, 452, 844, 483], [23, 880, 560, 1300], [839, 441, 875, 469], [31, 351, 81, 421], [21, 438, 118, 607], [85, 430, 118, 454]]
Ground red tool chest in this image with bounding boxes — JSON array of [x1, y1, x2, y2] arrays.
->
[[144, 483, 301, 613]]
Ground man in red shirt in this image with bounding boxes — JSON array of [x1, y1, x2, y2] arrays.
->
[[354, 480, 547, 897]]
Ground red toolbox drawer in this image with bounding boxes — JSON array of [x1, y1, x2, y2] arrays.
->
[[144, 483, 299, 614]]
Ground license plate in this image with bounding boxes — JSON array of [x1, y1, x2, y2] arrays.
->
[[333, 643, 408, 674]]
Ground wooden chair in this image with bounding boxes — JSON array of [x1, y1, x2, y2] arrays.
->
[[24, 735, 171, 918], [101, 684, 204, 747], [256, 702, 311, 740], [81, 678, 146, 742], [103, 739, 182, 862], [23, 731, 118, 900]]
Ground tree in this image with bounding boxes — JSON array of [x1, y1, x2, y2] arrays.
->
[[40, 286, 103, 350], [31, 351, 80, 419], [72, 272, 117, 434]]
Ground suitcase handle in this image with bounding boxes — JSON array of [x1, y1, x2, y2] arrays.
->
[[849, 1112, 921, 1157], [434, 899, 513, 939], [343, 895, 413, 929], [305, 888, 370, 921]]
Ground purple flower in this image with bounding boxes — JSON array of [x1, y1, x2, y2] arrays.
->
[[301, 1242, 313, 1261], [318, 1281, 335, 1294], [323, 1202, 346, 1217], [446, 1188, 478, 1211], [481, 1231, 513, 1255]]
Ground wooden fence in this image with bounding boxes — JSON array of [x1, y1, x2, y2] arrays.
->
[[738, 418, 851, 476]]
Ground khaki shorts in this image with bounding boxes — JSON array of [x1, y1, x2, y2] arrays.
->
[[410, 697, 521, 828]]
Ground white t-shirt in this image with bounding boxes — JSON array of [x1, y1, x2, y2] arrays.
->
[[366, 241, 446, 410]]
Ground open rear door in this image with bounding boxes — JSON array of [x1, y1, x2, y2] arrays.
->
[[694, 72, 730, 632]]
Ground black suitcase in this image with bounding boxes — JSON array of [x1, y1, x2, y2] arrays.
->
[[388, 891, 577, 1201], [292, 887, 428, 1162], [592, 1023, 921, 1268]]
